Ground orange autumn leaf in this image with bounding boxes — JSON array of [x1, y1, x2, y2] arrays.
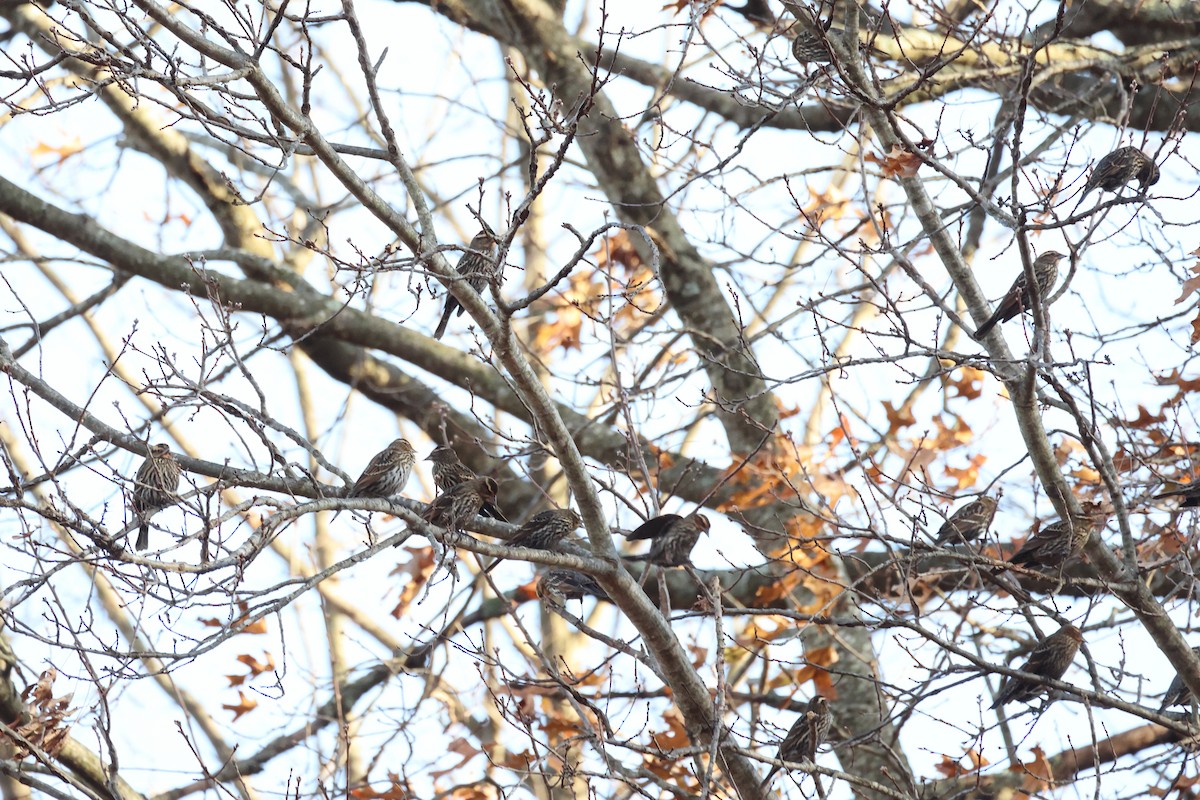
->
[[932, 415, 974, 449], [865, 144, 923, 179], [30, 137, 84, 162], [1155, 369, 1200, 397], [649, 710, 690, 750], [236, 652, 276, 677], [944, 454, 986, 490], [592, 229, 644, 274], [10, 669, 73, 759], [883, 401, 916, 432], [391, 546, 436, 618], [1125, 404, 1167, 429], [201, 602, 268, 635], [753, 570, 806, 604], [934, 749, 989, 778], [1010, 745, 1053, 784], [429, 738, 484, 780], [1174, 262, 1200, 305], [222, 691, 258, 721], [350, 775, 414, 800], [947, 365, 986, 400]]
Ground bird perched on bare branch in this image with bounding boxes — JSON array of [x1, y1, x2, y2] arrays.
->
[[347, 439, 415, 500], [1154, 482, 1200, 508], [484, 509, 582, 574], [625, 513, 710, 567], [761, 696, 832, 789], [426, 445, 504, 520], [1006, 516, 1092, 571], [1159, 646, 1200, 712], [972, 251, 1066, 340], [1079, 146, 1159, 202], [424, 476, 498, 536], [791, 12, 833, 64], [934, 495, 998, 545], [727, 0, 775, 27], [130, 443, 183, 551], [537, 568, 609, 604], [433, 226, 499, 340], [991, 624, 1083, 708]]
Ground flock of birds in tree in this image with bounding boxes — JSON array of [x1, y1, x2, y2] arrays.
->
[[124, 430, 1197, 784], [113, 5, 1191, 787]]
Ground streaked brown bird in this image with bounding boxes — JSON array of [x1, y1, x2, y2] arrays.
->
[[791, 14, 833, 64], [934, 495, 998, 545], [1159, 645, 1200, 712], [972, 251, 1066, 340], [1006, 516, 1092, 570], [1154, 483, 1200, 508], [347, 439, 415, 499], [537, 569, 609, 604], [426, 445, 504, 520], [130, 443, 183, 551], [625, 513, 710, 567], [484, 509, 582, 574], [761, 696, 832, 789], [991, 624, 1083, 708], [1080, 146, 1159, 201], [433, 226, 499, 340], [423, 476, 498, 535]]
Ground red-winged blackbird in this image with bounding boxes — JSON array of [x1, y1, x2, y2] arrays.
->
[[1006, 516, 1092, 570], [347, 439, 415, 499], [761, 696, 832, 789], [990, 623, 1083, 708], [423, 476, 498, 535], [972, 252, 1066, 340], [791, 13, 833, 64], [433, 227, 500, 340], [625, 513, 710, 567], [537, 568, 609, 604], [426, 445, 504, 520], [484, 509, 582, 574], [1159, 645, 1200, 711], [1154, 483, 1200, 508], [934, 495, 998, 545], [130, 443, 183, 551], [1080, 146, 1159, 201]]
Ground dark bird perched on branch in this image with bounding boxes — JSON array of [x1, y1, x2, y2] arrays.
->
[[483, 509, 582, 574], [130, 443, 182, 551], [433, 226, 500, 340], [727, 0, 775, 27], [934, 495, 997, 545], [426, 445, 505, 520], [1154, 482, 1200, 508], [972, 252, 1066, 340], [624, 513, 710, 567], [1159, 646, 1200, 711], [760, 696, 832, 789], [537, 568, 609, 604], [991, 624, 1083, 708], [1006, 516, 1093, 571], [1080, 146, 1159, 201], [424, 476, 498, 535], [347, 439, 415, 499]]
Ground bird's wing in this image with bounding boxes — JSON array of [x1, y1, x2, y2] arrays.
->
[[625, 514, 683, 541]]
